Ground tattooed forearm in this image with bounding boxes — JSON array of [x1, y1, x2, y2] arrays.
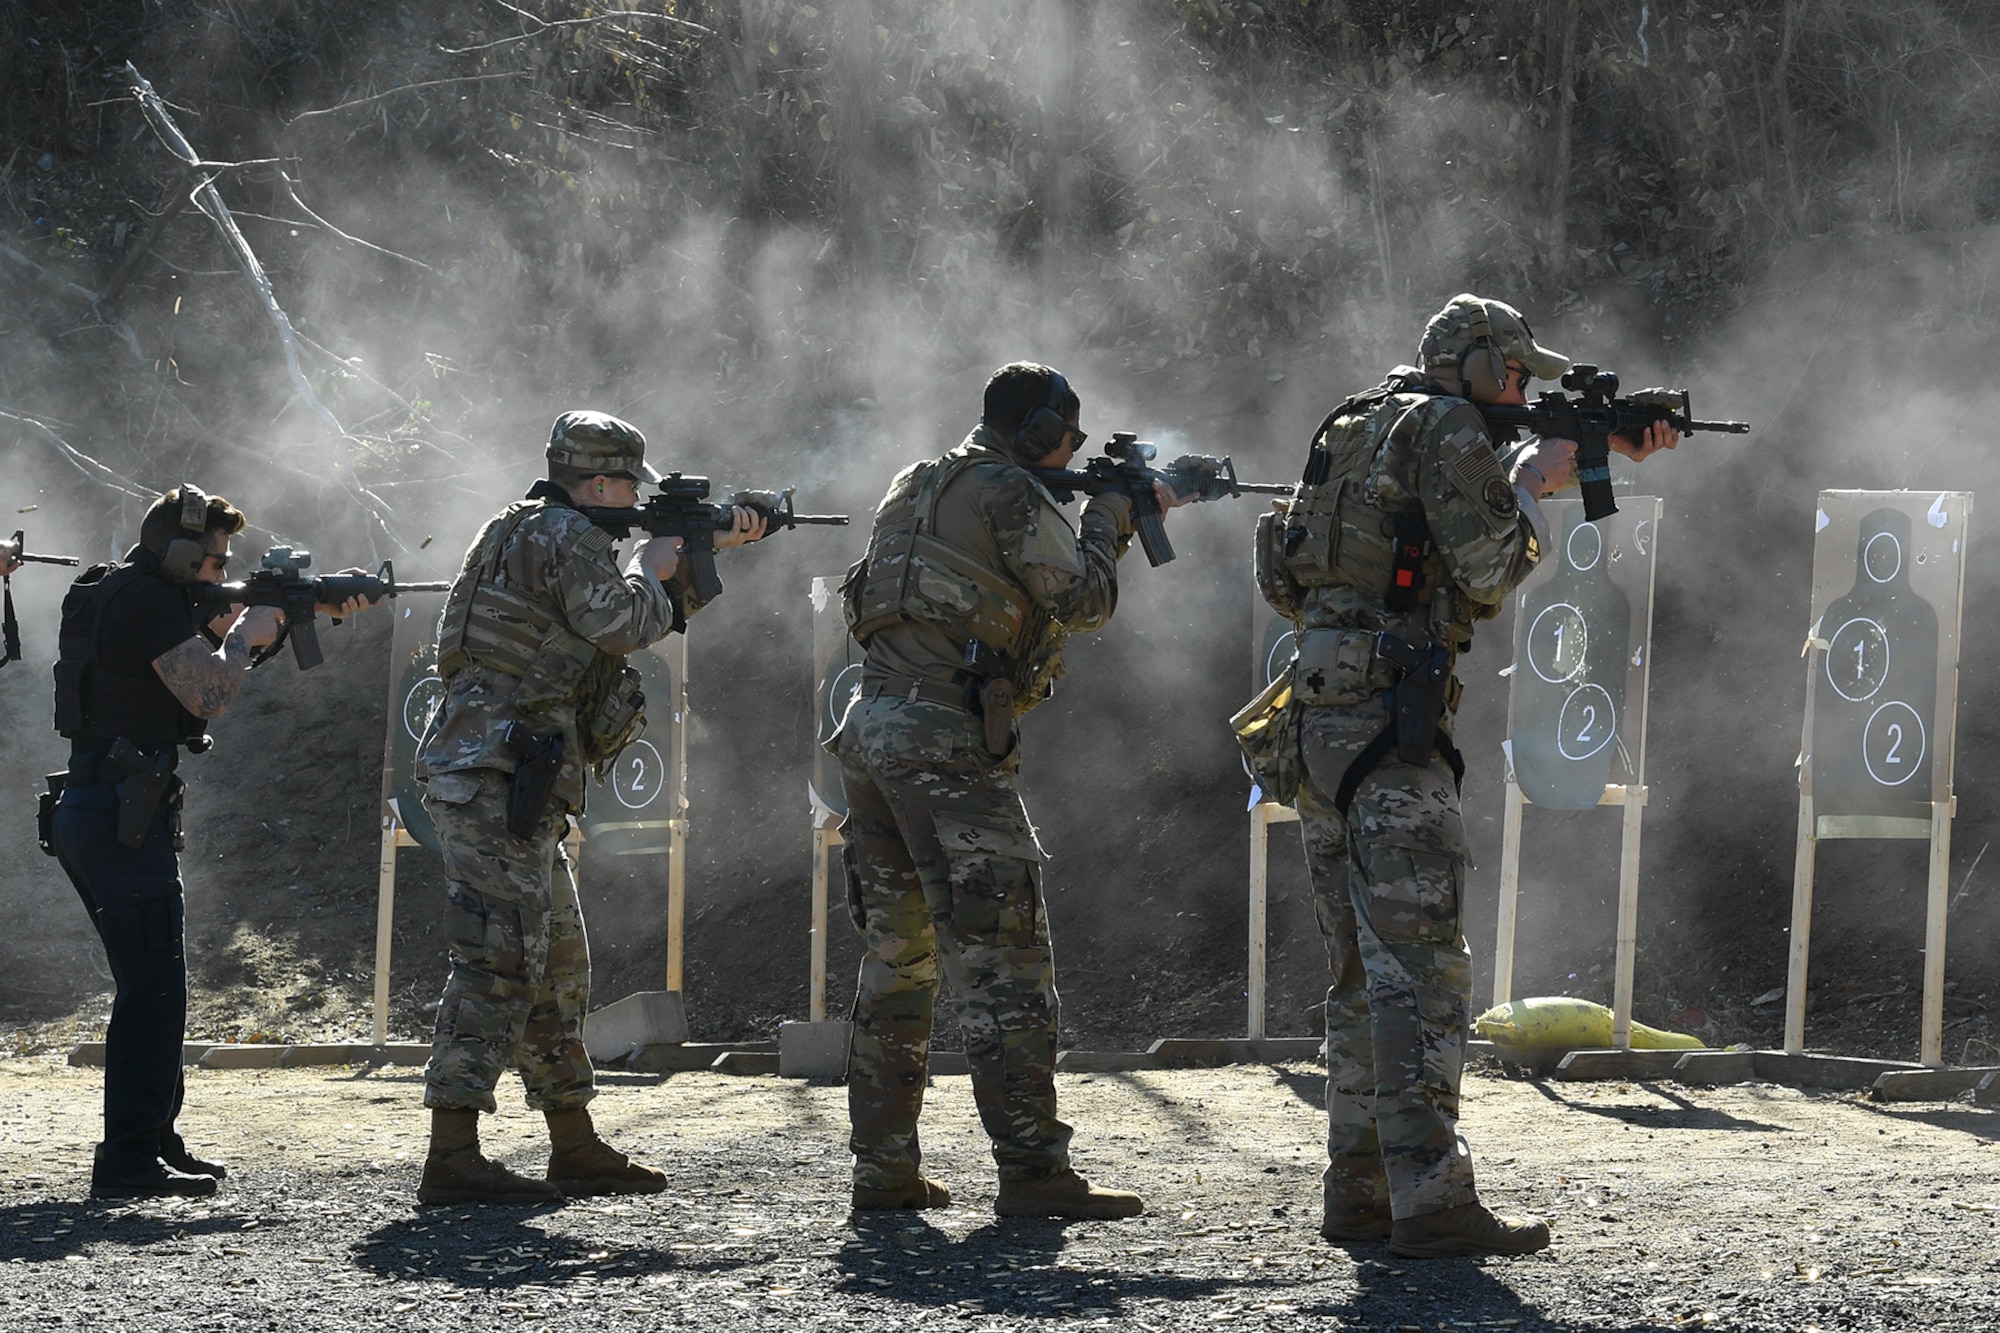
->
[[151, 632, 250, 720]]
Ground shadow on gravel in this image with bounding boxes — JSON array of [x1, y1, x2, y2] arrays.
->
[[1274, 1063, 1323, 1110], [0, 1200, 278, 1263], [833, 1212, 1274, 1315], [1850, 1101, 2000, 1138], [1086, 1072, 1239, 1148], [1312, 1255, 1681, 1331], [352, 1212, 748, 1288], [1525, 1081, 1789, 1132]]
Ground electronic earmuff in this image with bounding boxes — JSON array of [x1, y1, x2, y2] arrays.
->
[[1013, 369, 1073, 460], [158, 483, 211, 585], [1457, 299, 1510, 402]]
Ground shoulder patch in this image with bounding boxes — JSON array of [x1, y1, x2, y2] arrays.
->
[[1450, 438, 1505, 498], [1482, 475, 1519, 520], [578, 525, 614, 554]]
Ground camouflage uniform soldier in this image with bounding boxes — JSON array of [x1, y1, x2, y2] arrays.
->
[[415, 411, 764, 1206], [833, 362, 1181, 1219], [1253, 296, 1678, 1257]]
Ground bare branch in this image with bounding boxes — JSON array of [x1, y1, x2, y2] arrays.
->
[[121, 62, 413, 561], [275, 172, 433, 270], [440, 4, 714, 56], [283, 72, 524, 127]]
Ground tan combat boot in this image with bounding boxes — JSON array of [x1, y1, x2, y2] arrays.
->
[[417, 1108, 563, 1206], [1319, 1208, 1392, 1243], [1389, 1201, 1551, 1258], [994, 1168, 1143, 1220], [852, 1176, 952, 1211], [545, 1107, 667, 1196]]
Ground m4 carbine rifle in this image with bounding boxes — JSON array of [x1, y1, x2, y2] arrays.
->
[[191, 547, 449, 669], [1472, 364, 1749, 521], [1, 529, 79, 570], [1030, 432, 1291, 566], [576, 474, 848, 602], [1, 529, 79, 666]]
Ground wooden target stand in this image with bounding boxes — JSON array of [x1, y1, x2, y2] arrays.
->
[[1490, 499, 1662, 1047], [368, 609, 691, 1046], [804, 574, 861, 1026], [1786, 491, 1970, 1068]]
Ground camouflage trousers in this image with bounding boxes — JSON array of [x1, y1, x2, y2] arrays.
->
[[836, 695, 1072, 1189], [1296, 703, 1478, 1222], [421, 767, 595, 1115]]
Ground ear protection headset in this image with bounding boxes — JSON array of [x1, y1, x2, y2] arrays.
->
[[1014, 369, 1073, 459], [1456, 299, 1511, 402], [158, 484, 212, 585]]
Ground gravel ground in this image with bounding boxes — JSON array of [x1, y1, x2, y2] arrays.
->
[[2, 1058, 1996, 1331]]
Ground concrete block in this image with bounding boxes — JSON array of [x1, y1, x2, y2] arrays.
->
[[1752, 1051, 1925, 1091], [1672, 1050, 1759, 1085], [1145, 1037, 1323, 1068], [69, 1042, 212, 1067], [1555, 1048, 1712, 1082], [778, 1021, 851, 1079], [199, 1045, 291, 1070], [619, 1041, 771, 1074], [1868, 1067, 2000, 1102], [1055, 1051, 1155, 1073], [584, 991, 689, 1062], [1976, 1071, 2000, 1107], [711, 1051, 780, 1076]]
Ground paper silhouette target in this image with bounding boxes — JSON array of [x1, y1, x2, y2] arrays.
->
[[1805, 498, 1963, 822], [809, 575, 866, 825], [387, 607, 447, 852], [1506, 499, 1660, 810], [811, 658, 865, 820]]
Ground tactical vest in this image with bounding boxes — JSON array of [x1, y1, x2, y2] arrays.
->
[[1279, 382, 1452, 612], [53, 561, 207, 748], [434, 497, 644, 764], [843, 451, 1054, 693]]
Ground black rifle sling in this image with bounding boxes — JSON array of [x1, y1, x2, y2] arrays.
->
[[1333, 721, 1465, 818], [2, 575, 17, 665]]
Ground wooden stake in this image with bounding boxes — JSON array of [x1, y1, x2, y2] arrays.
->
[[1922, 797, 1953, 1066], [667, 633, 690, 995], [1492, 780, 1525, 1007], [1611, 786, 1646, 1049], [811, 827, 840, 1023], [1786, 794, 1816, 1054]]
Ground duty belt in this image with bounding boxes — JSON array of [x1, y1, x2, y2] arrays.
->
[[860, 671, 970, 712], [66, 742, 178, 785]]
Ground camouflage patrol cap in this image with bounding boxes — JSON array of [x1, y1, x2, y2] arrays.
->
[[546, 410, 647, 479], [1419, 294, 1571, 382]]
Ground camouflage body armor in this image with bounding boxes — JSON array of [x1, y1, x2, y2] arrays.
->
[[843, 448, 1065, 716], [1252, 373, 1529, 809], [432, 496, 645, 777]]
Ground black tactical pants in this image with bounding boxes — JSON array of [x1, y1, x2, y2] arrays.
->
[[51, 779, 190, 1180]]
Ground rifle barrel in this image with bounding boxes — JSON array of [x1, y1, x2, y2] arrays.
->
[[1687, 419, 1751, 434], [1230, 482, 1294, 495], [18, 552, 81, 566]]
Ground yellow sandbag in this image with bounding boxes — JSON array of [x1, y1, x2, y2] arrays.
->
[[1472, 996, 1703, 1056]]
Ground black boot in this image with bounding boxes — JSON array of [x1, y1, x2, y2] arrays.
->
[[92, 1145, 217, 1200], [161, 1130, 227, 1181]]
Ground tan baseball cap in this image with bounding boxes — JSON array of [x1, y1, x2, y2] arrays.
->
[[1419, 294, 1570, 382]]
